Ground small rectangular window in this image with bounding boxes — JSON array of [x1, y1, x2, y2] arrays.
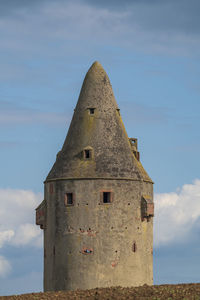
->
[[84, 149, 91, 159], [100, 191, 113, 204], [89, 108, 95, 115], [103, 192, 111, 203], [65, 193, 74, 206]]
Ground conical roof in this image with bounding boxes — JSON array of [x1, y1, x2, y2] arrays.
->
[[46, 61, 152, 182]]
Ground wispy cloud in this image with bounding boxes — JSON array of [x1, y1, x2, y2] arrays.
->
[[0, 103, 67, 126], [121, 101, 169, 125], [0, 0, 200, 60]]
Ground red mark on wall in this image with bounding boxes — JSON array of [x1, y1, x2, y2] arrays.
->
[[87, 228, 97, 237], [111, 261, 118, 268], [111, 251, 120, 267]]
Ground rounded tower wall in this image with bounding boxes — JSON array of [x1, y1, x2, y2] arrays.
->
[[44, 178, 153, 291], [36, 61, 154, 292]]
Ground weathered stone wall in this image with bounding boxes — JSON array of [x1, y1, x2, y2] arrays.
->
[[38, 62, 154, 292], [44, 178, 153, 291]]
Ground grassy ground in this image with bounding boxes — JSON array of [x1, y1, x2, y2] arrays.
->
[[1, 284, 200, 299]]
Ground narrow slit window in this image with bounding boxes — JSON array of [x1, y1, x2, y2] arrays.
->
[[103, 192, 111, 203], [132, 242, 137, 253], [65, 193, 74, 206], [49, 183, 53, 194]]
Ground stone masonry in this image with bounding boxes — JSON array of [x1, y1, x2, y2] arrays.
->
[[36, 61, 154, 291]]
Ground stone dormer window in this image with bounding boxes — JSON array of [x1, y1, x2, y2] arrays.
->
[[100, 191, 113, 204], [65, 193, 74, 206], [83, 146, 93, 160], [88, 108, 95, 115], [141, 196, 154, 221], [129, 138, 138, 150], [84, 149, 90, 159], [36, 199, 46, 229], [129, 138, 140, 161], [116, 108, 120, 116]]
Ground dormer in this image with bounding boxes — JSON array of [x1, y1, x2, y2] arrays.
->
[[36, 199, 46, 229], [129, 138, 140, 161], [141, 196, 154, 221], [82, 146, 94, 160], [87, 107, 96, 115]]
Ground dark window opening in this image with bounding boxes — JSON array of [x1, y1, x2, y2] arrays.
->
[[89, 108, 95, 115], [103, 192, 111, 203], [65, 193, 74, 206], [84, 249, 92, 254], [83, 248, 93, 254], [84, 149, 91, 159]]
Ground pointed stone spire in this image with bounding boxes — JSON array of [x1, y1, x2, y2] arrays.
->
[[74, 61, 118, 113], [46, 62, 152, 182]]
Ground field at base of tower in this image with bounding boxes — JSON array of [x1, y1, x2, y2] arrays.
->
[[1, 284, 200, 299]]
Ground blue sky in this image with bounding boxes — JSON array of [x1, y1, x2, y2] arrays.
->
[[0, 0, 200, 295]]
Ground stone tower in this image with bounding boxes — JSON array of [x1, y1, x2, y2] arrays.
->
[[36, 61, 154, 291]]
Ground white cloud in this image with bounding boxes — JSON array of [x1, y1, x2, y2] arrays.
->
[[154, 179, 200, 246], [1, 181, 200, 279], [12, 223, 42, 247], [0, 189, 43, 249], [0, 256, 11, 278]]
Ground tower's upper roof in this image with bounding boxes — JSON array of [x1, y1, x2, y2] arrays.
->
[[46, 61, 152, 182]]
